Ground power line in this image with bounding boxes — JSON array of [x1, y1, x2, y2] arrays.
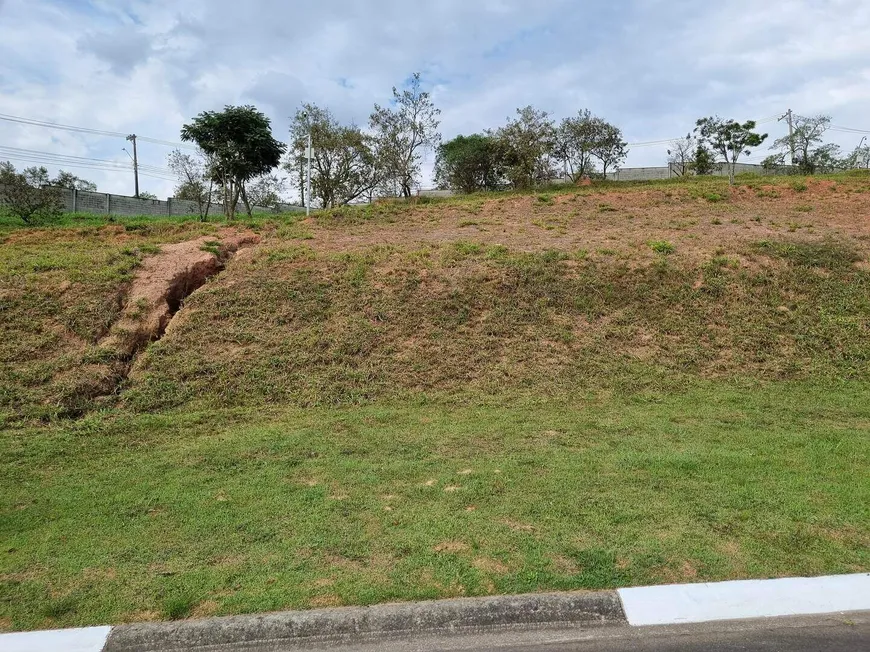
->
[[0, 112, 195, 150], [0, 146, 177, 182]]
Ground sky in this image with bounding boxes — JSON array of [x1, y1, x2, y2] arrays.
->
[[1, 0, 869, 200]]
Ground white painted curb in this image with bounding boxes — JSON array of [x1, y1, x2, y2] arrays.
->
[[0, 626, 111, 652], [618, 573, 870, 626]]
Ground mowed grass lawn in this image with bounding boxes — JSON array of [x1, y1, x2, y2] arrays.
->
[[2, 381, 868, 630]]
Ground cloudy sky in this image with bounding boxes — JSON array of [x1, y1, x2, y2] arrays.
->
[[1, 0, 869, 200]]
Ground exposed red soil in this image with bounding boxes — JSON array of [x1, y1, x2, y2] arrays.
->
[[101, 230, 259, 355], [301, 182, 870, 263]]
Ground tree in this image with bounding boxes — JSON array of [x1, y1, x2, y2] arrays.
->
[[771, 114, 833, 174], [138, 191, 158, 200], [433, 134, 505, 194], [168, 149, 215, 221], [180, 105, 286, 219], [369, 73, 441, 198], [844, 143, 870, 170], [667, 135, 697, 176], [591, 122, 628, 180], [52, 170, 97, 192], [761, 153, 788, 174], [243, 174, 287, 211], [695, 116, 767, 184], [693, 144, 717, 176], [493, 106, 557, 190], [0, 161, 63, 225], [554, 110, 601, 182], [287, 104, 378, 208]]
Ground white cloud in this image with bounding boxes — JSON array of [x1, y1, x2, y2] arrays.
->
[[0, 0, 868, 200]]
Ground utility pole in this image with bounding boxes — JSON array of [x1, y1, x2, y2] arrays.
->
[[306, 130, 312, 217], [778, 110, 795, 166], [126, 134, 139, 198]]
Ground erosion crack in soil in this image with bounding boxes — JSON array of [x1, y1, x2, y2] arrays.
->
[[96, 231, 259, 390]]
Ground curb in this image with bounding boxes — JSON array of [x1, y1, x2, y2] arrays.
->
[[104, 590, 623, 651], [2, 573, 868, 652]]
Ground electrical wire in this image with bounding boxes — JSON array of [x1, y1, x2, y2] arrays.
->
[[0, 112, 195, 149]]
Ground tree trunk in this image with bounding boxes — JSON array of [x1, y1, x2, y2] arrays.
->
[[203, 178, 213, 223], [240, 184, 253, 218]]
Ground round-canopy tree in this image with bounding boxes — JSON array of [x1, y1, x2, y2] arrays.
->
[[181, 105, 286, 219]]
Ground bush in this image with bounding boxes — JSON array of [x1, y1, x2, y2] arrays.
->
[[0, 169, 63, 225]]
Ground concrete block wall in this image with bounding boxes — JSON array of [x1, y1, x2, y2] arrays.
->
[[2, 185, 306, 217]]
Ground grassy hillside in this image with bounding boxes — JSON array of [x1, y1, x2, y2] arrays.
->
[[1, 173, 869, 630]]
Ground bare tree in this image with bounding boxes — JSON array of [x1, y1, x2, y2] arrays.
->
[[771, 114, 836, 174], [667, 135, 697, 176], [168, 149, 214, 221], [369, 73, 441, 198]]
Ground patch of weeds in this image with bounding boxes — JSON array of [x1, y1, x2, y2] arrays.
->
[[458, 220, 479, 228], [753, 239, 859, 269], [711, 218, 723, 225], [649, 241, 675, 255], [756, 189, 780, 199], [597, 248, 617, 256], [647, 240, 677, 256], [795, 205, 814, 213], [485, 245, 510, 260], [537, 194, 555, 205], [575, 249, 589, 261], [791, 181, 808, 192], [598, 203, 618, 213], [708, 256, 739, 270], [447, 241, 482, 260], [161, 587, 198, 620], [200, 240, 221, 255], [705, 193, 725, 203]]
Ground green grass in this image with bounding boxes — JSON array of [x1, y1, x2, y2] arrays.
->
[[2, 179, 870, 630], [1, 382, 867, 630], [648, 240, 675, 255], [121, 240, 869, 414]]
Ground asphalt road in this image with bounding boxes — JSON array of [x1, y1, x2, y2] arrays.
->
[[328, 612, 870, 652]]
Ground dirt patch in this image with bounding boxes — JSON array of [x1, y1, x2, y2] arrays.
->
[[433, 541, 470, 553], [101, 230, 259, 357], [472, 557, 510, 574]]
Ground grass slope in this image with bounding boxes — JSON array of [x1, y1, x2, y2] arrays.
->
[[1, 172, 869, 630]]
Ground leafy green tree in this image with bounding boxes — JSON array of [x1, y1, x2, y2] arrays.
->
[[554, 110, 602, 182], [433, 134, 505, 194], [493, 106, 556, 190], [52, 170, 97, 192], [138, 191, 158, 200], [695, 116, 767, 184], [591, 122, 628, 180], [370, 73, 441, 198], [180, 105, 286, 219], [0, 161, 63, 225], [692, 144, 717, 176], [289, 103, 378, 208]]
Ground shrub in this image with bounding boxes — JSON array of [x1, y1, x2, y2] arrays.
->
[[649, 240, 675, 255]]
